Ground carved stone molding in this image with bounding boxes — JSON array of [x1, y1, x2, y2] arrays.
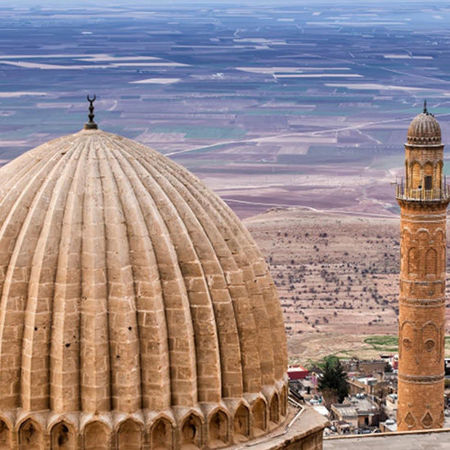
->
[[398, 373, 444, 384]]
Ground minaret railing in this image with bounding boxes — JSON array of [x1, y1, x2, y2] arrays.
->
[[395, 183, 450, 201]]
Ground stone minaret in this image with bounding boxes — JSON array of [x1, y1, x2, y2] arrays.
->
[[396, 102, 449, 430]]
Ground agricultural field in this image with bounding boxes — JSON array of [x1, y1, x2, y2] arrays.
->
[[245, 207, 450, 363], [2, 2, 450, 218]]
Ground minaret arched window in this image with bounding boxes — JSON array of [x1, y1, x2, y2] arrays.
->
[[424, 163, 433, 190]]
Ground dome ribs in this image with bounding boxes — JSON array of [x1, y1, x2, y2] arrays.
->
[[80, 139, 111, 413], [21, 142, 80, 410], [210, 202, 288, 381], [102, 140, 170, 412], [0, 129, 289, 445], [101, 138, 198, 407], [114, 142, 232, 404], [0, 136, 69, 202], [407, 112, 441, 145], [124, 142, 263, 393], [50, 139, 86, 413], [107, 145, 213, 406], [182, 179, 273, 388], [157, 157, 280, 386], [22, 142, 84, 412], [0, 142, 74, 410], [117, 142, 245, 399], [0, 149, 52, 214], [98, 144, 142, 412], [197, 185, 286, 382]]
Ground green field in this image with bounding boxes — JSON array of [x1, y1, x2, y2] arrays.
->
[[303, 335, 450, 367], [364, 335, 398, 352]]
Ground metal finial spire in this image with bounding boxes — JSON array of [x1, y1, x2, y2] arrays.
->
[[423, 99, 428, 114], [84, 94, 98, 130]]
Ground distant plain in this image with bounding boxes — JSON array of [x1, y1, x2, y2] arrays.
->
[[246, 208, 450, 363], [2, 2, 450, 218]]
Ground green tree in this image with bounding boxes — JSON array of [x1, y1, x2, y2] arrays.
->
[[318, 359, 349, 406]]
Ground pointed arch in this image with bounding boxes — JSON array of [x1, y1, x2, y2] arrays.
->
[[208, 410, 229, 448], [19, 419, 43, 450], [402, 228, 412, 244], [417, 229, 430, 245], [425, 248, 438, 276], [84, 421, 111, 450], [252, 399, 266, 436], [407, 247, 419, 275], [400, 320, 416, 362], [181, 413, 202, 449], [269, 393, 280, 424], [422, 411, 433, 429], [0, 419, 10, 449], [422, 321, 440, 363], [117, 419, 142, 450], [51, 421, 76, 449], [424, 162, 433, 189], [233, 404, 250, 441], [434, 229, 445, 244], [150, 417, 173, 450]]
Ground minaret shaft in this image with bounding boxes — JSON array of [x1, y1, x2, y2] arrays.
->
[[397, 202, 446, 430], [396, 108, 448, 431]]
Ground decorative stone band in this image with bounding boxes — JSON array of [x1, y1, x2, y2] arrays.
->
[[399, 279, 445, 299], [400, 211, 447, 219], [404, 143, 443, 148], [399, 280, 444, 285], [398, 373, 444, 384], [399, 296, 445, 307], [397, 198, 450, 210], [0, 388, 289, 449], [400, 216, 447, 224]]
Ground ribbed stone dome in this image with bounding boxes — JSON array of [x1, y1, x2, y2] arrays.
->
[[407, 111, 441, 145], [0, 128, 288, 449]]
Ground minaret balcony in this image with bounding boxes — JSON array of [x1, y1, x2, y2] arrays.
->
[[395, 183, 450, 202]]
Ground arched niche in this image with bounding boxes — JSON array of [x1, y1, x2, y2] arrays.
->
[[19, 419, 43, 450], [434, 229, 444, 244], [118, 419, 142, 450], [400, 321, 415, 361], [422, 321, 440, 363], [0, 419, 11, 449], [84, 421, 111, 450], [425, 248, 438, 276], [402, 229, 411, 244], [417, 230, 430, 246], [181, 414, 202, 449], [424, 162, 433, 190], [269, 393, 280, 424], [233, 404, 250, 441], [252, 399, 266, 436], [51, 422, 76, 449], [150, 418, 173, 450], [208, 410, 229, 448], [408, 247, 419, 275]]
